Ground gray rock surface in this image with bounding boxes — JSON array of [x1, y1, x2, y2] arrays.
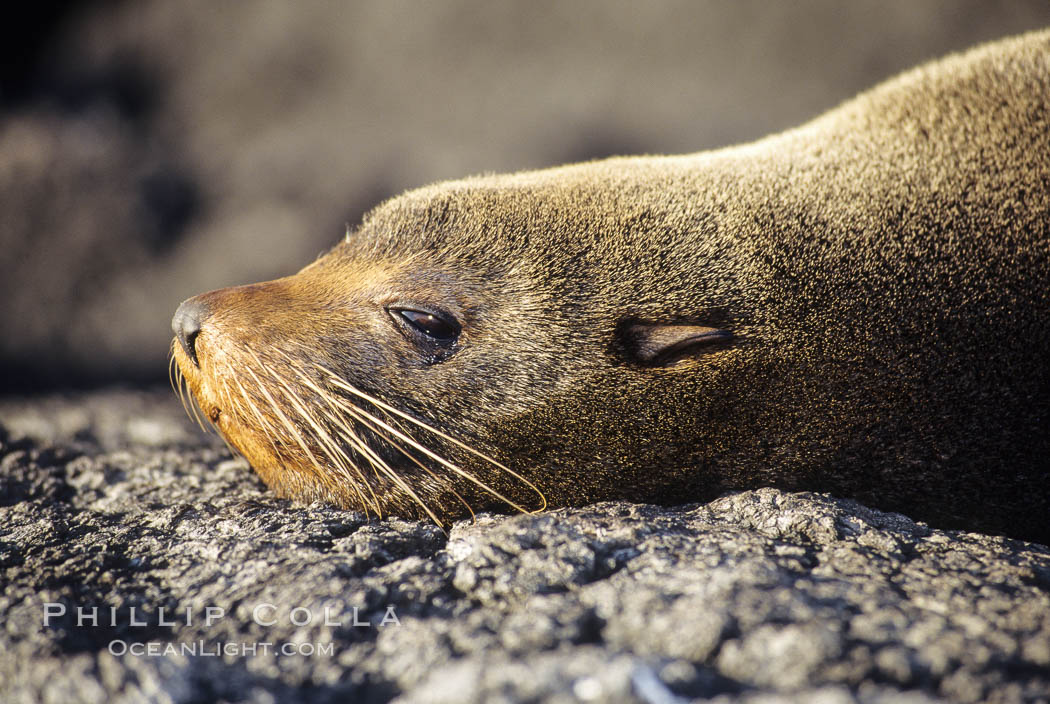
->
[[1, 391, 1048, 703]]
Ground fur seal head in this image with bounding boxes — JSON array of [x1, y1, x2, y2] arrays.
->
[[172, 31, 1050, 541]]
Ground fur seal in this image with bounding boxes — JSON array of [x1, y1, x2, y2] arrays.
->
[[171, 31, 1050, 543]]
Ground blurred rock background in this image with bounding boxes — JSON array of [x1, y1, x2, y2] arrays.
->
[[2, 0, 1049, 392]]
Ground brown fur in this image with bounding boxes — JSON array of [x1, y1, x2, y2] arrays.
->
[[172, 31, 1050, 542]]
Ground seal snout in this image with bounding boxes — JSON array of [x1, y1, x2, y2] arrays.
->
[[172, 298, 209, 367]]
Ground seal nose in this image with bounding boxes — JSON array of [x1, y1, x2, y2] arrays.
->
[[171, 298, 209, 367]]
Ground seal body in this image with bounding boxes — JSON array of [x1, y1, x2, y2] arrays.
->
[[172, 32, 1050, 542]]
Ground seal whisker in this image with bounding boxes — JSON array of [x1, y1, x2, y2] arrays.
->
[[213, 378, 250, 459], [215, 377, 235, 428], [273, 352, 468, 522], [230, 372, 284, 462], [167, 342, 179, 396], [170, 346, 192, 424], [269, 349, 450, 516], [280, 364, 423, 517], [171, 342, 210, 434], [264, 365, 382, 516], [313, 414, 387, 519], [171, 353, 190, 423], [242, 363, 332, 484], [228, 372, 364, 504], [325, 416, 444, 524], [298, 389, 444, 523], [340, 420, 478, 522], [243, 349, 443, 522], [185, 376, 210, 434], [300, 412, 383, 517], [312, 365, 543, 515], [329, 424, 444, 524], [314, 363, 547, 513], [325, 385, 530, 512], [214, 428, 241, 459], [202, 377, 242, 456], [306, 386, 478, 523]]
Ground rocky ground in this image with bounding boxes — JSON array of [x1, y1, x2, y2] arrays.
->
[[1, 390, 1048, 703]]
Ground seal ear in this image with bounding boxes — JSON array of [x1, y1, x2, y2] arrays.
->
[[621, 322, 733, 365]]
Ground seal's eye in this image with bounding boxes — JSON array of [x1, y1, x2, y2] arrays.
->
[[390, 308, 461, 342]]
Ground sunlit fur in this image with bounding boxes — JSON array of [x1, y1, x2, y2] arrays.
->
[[171, 32, 1049, 541], [171, 337, 545, 524]]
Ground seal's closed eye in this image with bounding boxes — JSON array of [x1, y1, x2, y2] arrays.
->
[[622, 322, 734, 366]]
